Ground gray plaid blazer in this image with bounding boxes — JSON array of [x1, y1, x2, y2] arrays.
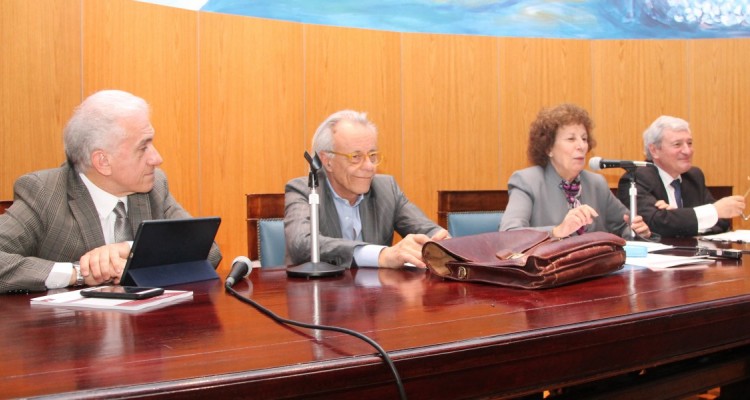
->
[[0, 165, 221, 292]]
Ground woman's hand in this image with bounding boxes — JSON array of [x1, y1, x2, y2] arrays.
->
[[552, 204, 598, 238]]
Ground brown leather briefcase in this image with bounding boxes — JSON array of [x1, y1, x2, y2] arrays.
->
[[422, 229, 626, 289]]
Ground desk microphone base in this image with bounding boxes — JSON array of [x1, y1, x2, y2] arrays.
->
[[287, 261, 345, 278]]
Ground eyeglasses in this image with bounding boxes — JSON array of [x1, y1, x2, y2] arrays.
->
[[741, 176, 750, 221], [327, 150, 383, 166]]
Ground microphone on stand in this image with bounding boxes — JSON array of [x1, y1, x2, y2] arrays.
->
[[225, 256, 252, 288], [589, 156, 652, 239], [286, 151, 345, 278], [588, 157, 653, 171]]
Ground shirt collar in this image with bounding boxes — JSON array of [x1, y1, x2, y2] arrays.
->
[[325, 174, 365, 207], [655, 165, 681, 188], [79, 173, 129, 219]]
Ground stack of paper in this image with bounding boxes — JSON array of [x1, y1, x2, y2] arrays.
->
[[699, 230, 750, 243], [624, 241, 715, 270], [626, 254, 714, 270], [31, 289, 193, 312]]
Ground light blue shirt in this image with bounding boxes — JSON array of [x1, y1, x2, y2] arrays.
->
[[326, 180, 385, 267]]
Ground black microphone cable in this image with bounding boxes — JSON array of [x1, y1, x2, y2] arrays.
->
[[225, 284, 407, 400]]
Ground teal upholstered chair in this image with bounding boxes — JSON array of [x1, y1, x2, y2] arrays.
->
[[247, 193, 287, 267], [437, 190, 509, 237], [446, 211, 503, 237], [258, 219, 286, 267]]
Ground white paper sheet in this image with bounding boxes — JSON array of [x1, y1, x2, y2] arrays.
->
[[625, 253, 714, 270]]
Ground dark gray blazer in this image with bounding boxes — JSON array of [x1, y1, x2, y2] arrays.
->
[[284, 171, 441, 267], [617, 165, 729, 237], [0, 165, 222, 292], [500, 165, 632, 238]]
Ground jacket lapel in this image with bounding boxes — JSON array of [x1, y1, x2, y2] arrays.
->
[[126, 193, 152, 235], [318, 172, 343, 238], [359, 190, 376, 242], [66, 168, 106, 250]]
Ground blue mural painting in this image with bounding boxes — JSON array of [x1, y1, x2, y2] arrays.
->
[[140, 0, 750, 39]]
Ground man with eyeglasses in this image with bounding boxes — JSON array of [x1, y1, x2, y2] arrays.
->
[[284, 110, 449, 268], [616, 115, 746, 237]]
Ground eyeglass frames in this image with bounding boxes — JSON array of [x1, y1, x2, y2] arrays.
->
[[327, 150, 383, 166]]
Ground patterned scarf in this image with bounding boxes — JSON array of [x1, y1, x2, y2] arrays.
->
[[560, 177, 585, 235]]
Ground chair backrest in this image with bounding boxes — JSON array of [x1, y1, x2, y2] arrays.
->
[[707, 185, 733, 201], [437, 190, 509, 237], [258, 219, 285, 267], [447, 211, 503, 237], [0, 200, 12, 215], [707, 186, 734, 229], [246, 193, 286, 267]]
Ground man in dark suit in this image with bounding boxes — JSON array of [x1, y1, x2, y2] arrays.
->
[[0, 90, 221, 293], [284, 110, 448, 268], [617, 115, 745, 237]]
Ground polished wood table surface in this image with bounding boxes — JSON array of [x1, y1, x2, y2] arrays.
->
[[4, 239, 750, 399]]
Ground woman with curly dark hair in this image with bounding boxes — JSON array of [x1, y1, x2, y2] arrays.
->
[[500, 103, 651, 239]]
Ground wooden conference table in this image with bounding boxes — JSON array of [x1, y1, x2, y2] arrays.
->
[[3, 238, 750, 399]]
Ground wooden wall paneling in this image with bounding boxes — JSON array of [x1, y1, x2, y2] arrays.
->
[[498, 38, 593, 188], [200, 14, 304, 271], [0, 1, 80, 387], [591, 39, 689, 185], [83, 0, 200, 212], [688, 38, 750, 229], [401, 33, 500, 223], [0, 0, 81, 198], [4, 0, 750, 261], [0, 0, 81, 382], [304, 25, 402, 180]]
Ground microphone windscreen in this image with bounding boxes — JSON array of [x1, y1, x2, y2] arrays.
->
[[231, 256, 252, 277], [232, 255, 252, 265], [588, 156, 602, 171], [226, 256, 253, 288]]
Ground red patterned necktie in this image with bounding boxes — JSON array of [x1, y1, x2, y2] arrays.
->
[[561, 178, 585, 235]]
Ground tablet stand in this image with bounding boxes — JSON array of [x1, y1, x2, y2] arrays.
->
[[122, 260, 218, 287], [287, 152, 345, 278]]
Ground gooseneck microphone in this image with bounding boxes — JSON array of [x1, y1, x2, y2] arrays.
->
[[225, 256, 252, 288], [588, 157, 653, 171]]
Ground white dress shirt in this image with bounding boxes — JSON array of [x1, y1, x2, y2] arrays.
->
[[44, 173, 130, 289], [655, 166, 718, 233]]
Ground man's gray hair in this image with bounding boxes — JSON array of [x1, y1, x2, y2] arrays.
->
[[642, 115, 690, 160], [64, 90, 150, 173], [311, 110, 377, 156]]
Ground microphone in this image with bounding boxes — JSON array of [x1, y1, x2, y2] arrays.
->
[[589, 157, 653, 171], [225, 256, 252, 288], [286, 152, 345, 278]]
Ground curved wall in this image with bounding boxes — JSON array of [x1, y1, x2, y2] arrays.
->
[[2, 0, 748, 273]]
